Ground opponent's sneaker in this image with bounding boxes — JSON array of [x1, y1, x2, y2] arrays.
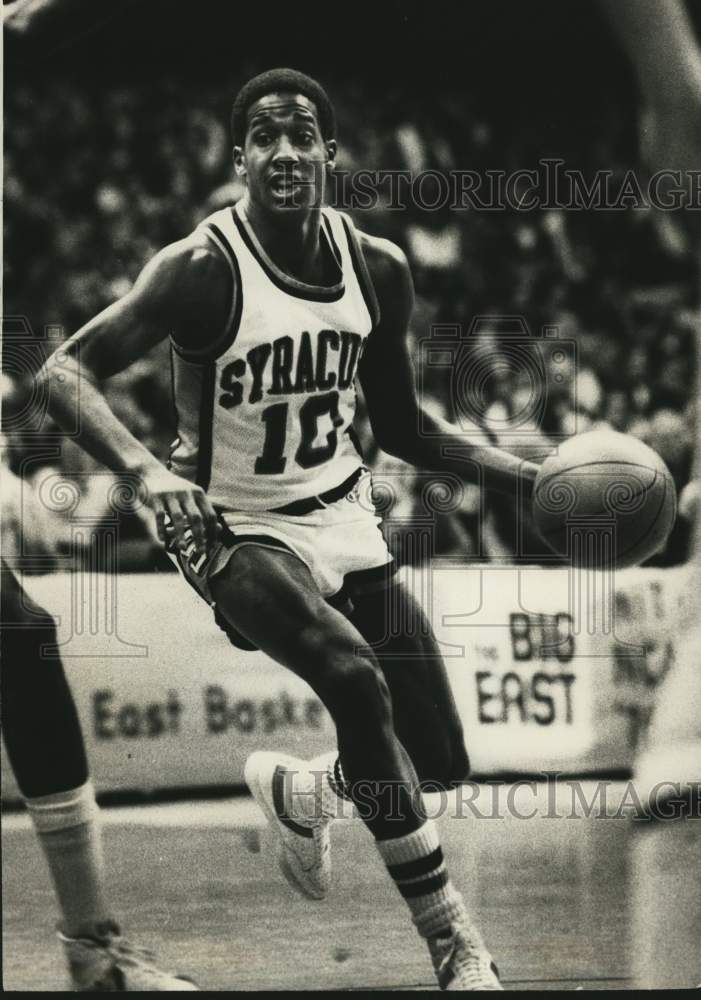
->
[[244, 751, 331, 900], [427, 922, 503, 991], [59, 920, 199, 991]]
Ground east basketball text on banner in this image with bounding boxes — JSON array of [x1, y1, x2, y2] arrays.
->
[[0, 565, 685, 800]]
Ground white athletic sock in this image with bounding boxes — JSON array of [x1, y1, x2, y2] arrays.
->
[[24, 780, 112, 938], [287, 750, 355, 826], [374, 820, 469, 939]]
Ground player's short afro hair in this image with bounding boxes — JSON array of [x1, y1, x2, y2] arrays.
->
[[231, 68, 336, 145]]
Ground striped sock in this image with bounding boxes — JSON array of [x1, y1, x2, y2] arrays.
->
[[24, 780, 113, 938], [374, 820, 468, 939]]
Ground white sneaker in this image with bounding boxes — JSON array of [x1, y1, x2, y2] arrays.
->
[[59, 920, 199, 991], [244, 751, 331, 900], [428, 922, 503, 991]]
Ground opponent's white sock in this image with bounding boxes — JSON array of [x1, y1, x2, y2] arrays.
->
[[24, 780, 112, 938], [374, 819, 469, 939]]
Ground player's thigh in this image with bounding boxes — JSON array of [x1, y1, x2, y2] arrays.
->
[[209, 545, 388, 709]]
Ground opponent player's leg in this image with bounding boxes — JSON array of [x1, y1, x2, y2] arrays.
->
[[211, 546, 501, 990], [0, 564, 198, 991], [349, 579, 470, 788], [1, 566, 107, 937]]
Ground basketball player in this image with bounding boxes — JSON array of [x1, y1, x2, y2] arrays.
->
[[42, 68, 539, 989], [1, 563, 199, 990]]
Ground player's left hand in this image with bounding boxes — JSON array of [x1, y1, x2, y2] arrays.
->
[[141, 466, 222, 557]]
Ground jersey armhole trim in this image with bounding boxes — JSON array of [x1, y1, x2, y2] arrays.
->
[[321, 210, 343, 271], [169, 223, 243, 363], [340, 214, 382, 332]]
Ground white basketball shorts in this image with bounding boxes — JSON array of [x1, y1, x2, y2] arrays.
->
[[167, 468, 396, 650]]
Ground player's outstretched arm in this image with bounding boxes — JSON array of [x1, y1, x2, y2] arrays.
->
[[40, 234, 231, 554], [357, 233, 539, 499]]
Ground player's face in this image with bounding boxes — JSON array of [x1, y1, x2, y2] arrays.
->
[[234, 93, 335, 215]]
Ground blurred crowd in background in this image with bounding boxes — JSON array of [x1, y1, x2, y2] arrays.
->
[[3, 42, 699, 570]]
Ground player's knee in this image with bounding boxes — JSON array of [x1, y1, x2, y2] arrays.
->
[[1, 610, 60, 723], [324, 654, 393, 727]]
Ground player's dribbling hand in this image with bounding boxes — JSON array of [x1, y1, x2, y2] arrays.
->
[[140, 467, 221, 556]]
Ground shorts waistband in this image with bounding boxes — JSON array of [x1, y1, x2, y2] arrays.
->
[[267, 467, 366, 516]]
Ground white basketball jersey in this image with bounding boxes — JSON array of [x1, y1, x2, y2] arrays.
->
[[168, 202, 380, 511]]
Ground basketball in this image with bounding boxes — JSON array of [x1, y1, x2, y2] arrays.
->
[[532, 430, 678, 568]]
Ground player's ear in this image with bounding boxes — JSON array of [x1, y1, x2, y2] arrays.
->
[[233, 145, 246, 177], [325, 140, 337, 166]]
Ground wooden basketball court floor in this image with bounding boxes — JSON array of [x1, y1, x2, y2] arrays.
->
[[3, 781, 700, 991]]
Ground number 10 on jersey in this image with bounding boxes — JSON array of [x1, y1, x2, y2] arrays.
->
[[254, 390, 345, 473]]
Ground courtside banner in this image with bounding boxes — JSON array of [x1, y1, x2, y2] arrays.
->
[[1, 565, 687, 800], [423, 562, 686, 775]]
